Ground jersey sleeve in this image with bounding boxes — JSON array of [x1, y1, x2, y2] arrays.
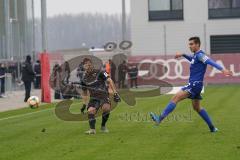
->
[[196, 52, 209, 63], [182, 54, 193, 62], [98, 71, 110, 81], [80, 80, 86, 86], [197, 52, 223, 71]]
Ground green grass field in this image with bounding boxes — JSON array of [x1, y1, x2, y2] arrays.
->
[[0, 85, 240, 160]]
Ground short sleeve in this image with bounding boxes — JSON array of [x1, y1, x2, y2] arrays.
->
[[197, 52, 209, 63]]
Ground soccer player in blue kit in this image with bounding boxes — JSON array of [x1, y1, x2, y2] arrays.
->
[[150, 37, 232, 132]]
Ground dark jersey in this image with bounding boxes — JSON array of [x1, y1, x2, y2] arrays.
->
[[82, 69, 109, 99], [21, 61, 35, 82]]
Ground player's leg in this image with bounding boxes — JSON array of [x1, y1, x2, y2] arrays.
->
[[80, 89, 89, 114], [118, 79, 121, 89], [192, 99, 218, 132], [130, 78, 133, 88], [150, 90, 190, 124], [134, 78, 138, 88], [24, 81, 31, 102], [85, 106, 97, 134], [101, 102, 111, 133]]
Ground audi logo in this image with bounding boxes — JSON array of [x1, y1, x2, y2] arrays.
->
[[137, 59, 189, 80]]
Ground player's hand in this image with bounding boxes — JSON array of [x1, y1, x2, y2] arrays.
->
[[175, 52, 183, 59], [113, 93, 121, 103], [222, 69, 233, 77]]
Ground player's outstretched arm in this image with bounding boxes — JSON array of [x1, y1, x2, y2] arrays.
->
[[197, 53, 233, 76], [221, 69, 233, 76], [175, 52, 192, 62], [206, 59, 232, 76], [107, 78, 121, 102], [107, 78, 118, 94]]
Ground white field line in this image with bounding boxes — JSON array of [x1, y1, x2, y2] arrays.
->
[[0, 102, 83, 122], [0, 108, 53, 121]]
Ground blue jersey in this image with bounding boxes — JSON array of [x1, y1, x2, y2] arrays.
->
[[182, 50, 223, 99], [183, 50, 223, 83], [189, 50, 209, 83]]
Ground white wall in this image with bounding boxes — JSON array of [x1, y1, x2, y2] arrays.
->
[[130, 0, 240, 55]]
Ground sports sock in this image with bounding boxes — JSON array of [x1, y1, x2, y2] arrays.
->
[[101, 112, 110, 127], [198, 108, 215, 130], [88, 114, 96, 129], [159, 101, 176, 122]]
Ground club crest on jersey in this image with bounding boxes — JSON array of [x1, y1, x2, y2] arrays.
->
[[104, 72, 109, 77], [191, 59, 195, 64]]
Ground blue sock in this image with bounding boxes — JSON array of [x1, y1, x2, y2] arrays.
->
[[159, 101, 176, 122], [198, 109, 214, 130]]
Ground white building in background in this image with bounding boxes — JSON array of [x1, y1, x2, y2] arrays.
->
[[130, 0, 240, 55]]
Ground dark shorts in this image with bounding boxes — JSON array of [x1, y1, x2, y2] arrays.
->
[[181, 81, 203, 100], [87, 97, 111, 110], [80, 81, 88, 91], [82, 86, 88, 92]]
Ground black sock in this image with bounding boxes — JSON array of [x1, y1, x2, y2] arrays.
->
[[101, 112, 110, 127], [88, 114, 96, 129]]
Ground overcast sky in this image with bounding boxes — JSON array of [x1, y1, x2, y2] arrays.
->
[[35, 0, 130, 17]]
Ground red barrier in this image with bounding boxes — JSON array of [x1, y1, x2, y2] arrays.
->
[[128, 54, 240, 84], [41, 53, 51, 103]]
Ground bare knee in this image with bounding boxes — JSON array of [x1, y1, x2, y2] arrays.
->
[[88, 107, 96, 115], [171, 91, 189, 104], [171, 95, 181, 104], [102, 104, 111, 113], [191, 100, 202, 112], [192, 104, 202, 113]]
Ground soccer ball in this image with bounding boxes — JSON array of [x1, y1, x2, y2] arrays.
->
[[27, 96, 40, 108]]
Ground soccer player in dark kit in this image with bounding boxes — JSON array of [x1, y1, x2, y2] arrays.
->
[[81, 58, 121, 135]]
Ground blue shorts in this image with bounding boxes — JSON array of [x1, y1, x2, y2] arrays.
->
[[181, 81, 203, 100]]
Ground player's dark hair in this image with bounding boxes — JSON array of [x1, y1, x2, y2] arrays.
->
[[83, 58, 92, 64], [189, 37, 201, 46]]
